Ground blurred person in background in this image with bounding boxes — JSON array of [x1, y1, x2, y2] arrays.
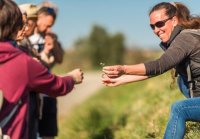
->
[[28, 4, 59, 139], [18, 4, 40, 58], [102, 2, 200, 139], [20, 4, 58, 139], [18, 4, 44, 139], [19, 2, 83, 139], [39, 32, 63, 68], [28, 6, 56, 52], [0, 0, 83, 139], [16, 9, 28, 42], [38, 32, 64, 139]]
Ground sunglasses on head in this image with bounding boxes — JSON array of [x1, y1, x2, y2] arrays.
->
[[47, 7, 55, 14], [150, 16, 173, 30]]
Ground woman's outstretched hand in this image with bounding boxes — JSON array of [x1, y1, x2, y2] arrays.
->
[[102, 74, 148, 87], [102, 65, 126, 78]]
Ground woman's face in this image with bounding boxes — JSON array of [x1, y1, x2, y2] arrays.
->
[[16, 14, 28, 41], [149, 9, 178, 43], [25, 19, 37, 37]]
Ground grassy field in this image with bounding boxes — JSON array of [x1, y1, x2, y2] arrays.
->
[[57, 72, 200, 139]]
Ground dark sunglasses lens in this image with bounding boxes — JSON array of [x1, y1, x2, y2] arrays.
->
[[150, 24, 155, 30], [150, 21, 165, 30], [155, 21, 165, 28]]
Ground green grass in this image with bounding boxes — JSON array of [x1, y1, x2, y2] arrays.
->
[[57, 72, 200, 139]]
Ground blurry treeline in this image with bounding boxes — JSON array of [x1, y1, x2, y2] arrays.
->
[[53, 25, 161, 73]]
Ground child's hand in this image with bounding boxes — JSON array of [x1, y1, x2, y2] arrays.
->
[[67, 69, 84, 84]]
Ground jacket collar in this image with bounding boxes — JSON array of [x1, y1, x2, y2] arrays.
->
[[160, 25, 183, 50]]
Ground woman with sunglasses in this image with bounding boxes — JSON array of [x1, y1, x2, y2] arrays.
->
[[102, 2, 200, 139]]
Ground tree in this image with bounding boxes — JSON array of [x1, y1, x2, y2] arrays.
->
[[72, 24, 126, 69], [88, 25, 110, 68], [108, 33, 125, 65]]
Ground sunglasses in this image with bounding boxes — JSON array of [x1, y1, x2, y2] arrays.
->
[[150, 16, 173, 30], [46, 7, 56, 14]]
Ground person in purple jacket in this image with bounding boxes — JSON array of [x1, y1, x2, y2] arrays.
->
[[0, 0, 83, 139]]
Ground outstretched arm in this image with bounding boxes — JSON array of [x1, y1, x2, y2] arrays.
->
[[102, 63, 146, 78], [102, 74, 148, 87]]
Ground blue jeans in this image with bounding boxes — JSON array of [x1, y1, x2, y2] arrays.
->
[[164, 75, 200, 139]]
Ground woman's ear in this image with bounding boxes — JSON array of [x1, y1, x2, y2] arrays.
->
[[172, 16, 178, 27]]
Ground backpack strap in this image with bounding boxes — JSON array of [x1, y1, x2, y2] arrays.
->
[[0, 90, 22, 128], [186, 61, 194, 98], [0, 90, 3, 110], [0, 91, 16, 139]]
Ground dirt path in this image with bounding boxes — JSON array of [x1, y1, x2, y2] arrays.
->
[[57, 71, 104, 117]]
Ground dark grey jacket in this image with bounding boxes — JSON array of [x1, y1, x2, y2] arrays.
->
[[144, 26, 200, 96]]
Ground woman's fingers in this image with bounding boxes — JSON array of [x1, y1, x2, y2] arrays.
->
[[102, 65, 125, 77], [102, 77, 119, 87]]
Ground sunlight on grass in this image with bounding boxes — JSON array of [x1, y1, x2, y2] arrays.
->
[[57, 72, 200, 139]]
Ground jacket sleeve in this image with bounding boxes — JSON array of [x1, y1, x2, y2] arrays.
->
[[27, 57, 74, 97], [144, 32, 195, 76]]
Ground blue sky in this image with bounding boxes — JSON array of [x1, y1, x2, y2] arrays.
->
[[15, 0, 200, 49]]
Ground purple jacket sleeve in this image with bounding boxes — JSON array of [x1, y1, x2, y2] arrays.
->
[[27, 58, 75, 97]]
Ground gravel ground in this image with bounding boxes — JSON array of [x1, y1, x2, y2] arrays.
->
[[57, 71, 104, 117]]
